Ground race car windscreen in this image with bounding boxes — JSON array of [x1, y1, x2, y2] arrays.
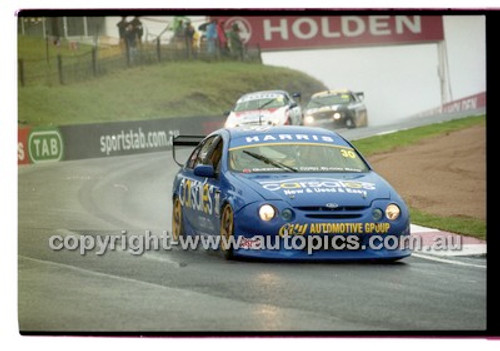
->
[[234, 96, 286, 112], [306, 94, 352, 108], [228, 144, 370, 173]]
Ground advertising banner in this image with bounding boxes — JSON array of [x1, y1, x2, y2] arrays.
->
[[59, 115, 224, 161], [213, 15, 444, 51], [412, 92, 486, 118], [18, 127, 31, 165], [441, 92, 486, 114], [27, 128, 64, 164]]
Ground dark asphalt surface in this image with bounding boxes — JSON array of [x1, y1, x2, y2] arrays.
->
[[18, 117, 486, 333]]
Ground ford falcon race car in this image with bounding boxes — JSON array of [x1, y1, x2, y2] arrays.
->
[[224, 90, 303, 128], [303, 89, 368, 129], [171, 126, 411, 261]]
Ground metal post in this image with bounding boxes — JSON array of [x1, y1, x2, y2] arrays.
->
[[83, 16, 88, 37], [18, 59, 25, 87], [256, 44, 262, 64], [156, 38, 160, 62], [91, 47, 97, 76], [57, 54, 64, 84], [125, 40, 130, 67], [437, 40, 453, 105], [63, 16, 68, 39], [45, 33, 50, 64]]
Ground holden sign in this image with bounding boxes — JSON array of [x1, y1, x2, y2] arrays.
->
[[212, 15, 444, 51]]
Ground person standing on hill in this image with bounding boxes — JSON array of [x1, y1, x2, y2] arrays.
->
[[130, 16, 144, 46], [184, 20, 196, 58], [124, 23, 138, 64], [227, 23, 244, 60], [205, 19, 218, 56], [116, 16, 128, 50], [216, 19, 228, 56]]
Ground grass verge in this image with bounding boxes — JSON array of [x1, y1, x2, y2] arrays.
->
[[410, 208, 486, 240], [352, 115, 486, 157]]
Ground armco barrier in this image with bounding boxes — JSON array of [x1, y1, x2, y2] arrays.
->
[[18, 115, 226, 164]]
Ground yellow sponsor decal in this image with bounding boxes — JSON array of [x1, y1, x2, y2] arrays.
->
[[364, 222, 391, 234], [178, 178, 216, 215], [279, 223, 309, 237], [279, 222, 391, 236]]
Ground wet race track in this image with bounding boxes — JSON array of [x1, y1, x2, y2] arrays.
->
[[18, 116, 486, 333]]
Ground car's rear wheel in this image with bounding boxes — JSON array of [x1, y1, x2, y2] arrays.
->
[[220, 204, 234, 259], [172, 197, 184, 241]]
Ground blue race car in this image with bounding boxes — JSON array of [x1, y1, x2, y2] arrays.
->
[[171, 126, 411, 261]]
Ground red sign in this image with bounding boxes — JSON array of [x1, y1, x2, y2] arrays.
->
[[214, 15, 444, 51], [412, 91, 486, 118], [441, 92, 486, 114], [18, 127, 31, 165]]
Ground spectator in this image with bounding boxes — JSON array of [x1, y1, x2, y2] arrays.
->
[[205, 19, 218, 56], [173, 19, 185, 50], [192, 26, 201, 57], [227, 23, 244, 60], [216, 20, 229, 56], [124, 23, 138, 64], [116, 16, 127, 50], [130, 16, 144, 45], [184, 20, 196, 58]]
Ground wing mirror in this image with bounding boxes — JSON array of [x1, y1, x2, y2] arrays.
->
[[194, 164, 216, 178]]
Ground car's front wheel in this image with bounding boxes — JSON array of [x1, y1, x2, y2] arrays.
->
[[220, 204, 235, 259]]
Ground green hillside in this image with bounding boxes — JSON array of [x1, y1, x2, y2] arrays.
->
[[18, 36, 328, 127]]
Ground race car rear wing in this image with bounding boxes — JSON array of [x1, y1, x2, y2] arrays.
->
[[355, 92, 365, 101], [172, 134, 206, 167]]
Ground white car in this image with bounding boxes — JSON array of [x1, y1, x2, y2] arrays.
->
[[224, 90, 303, 128]]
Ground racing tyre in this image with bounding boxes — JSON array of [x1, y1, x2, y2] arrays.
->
[[172, 197, 185, 241], [345, 117, 356, 129], [220, 204, 235, 259]]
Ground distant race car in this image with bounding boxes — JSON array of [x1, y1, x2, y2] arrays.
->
[[303, 89, 368, 129], [224, 90, 303, 128], [171, 126, 411, 261]]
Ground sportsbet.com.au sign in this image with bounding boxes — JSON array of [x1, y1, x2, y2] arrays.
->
[[27, 129, 64, 164]]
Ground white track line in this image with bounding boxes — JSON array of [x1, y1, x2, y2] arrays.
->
[[412, 253, 486, 269], [375, 129, 400, 136]]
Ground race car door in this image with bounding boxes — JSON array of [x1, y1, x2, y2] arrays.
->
[[183, 135, 223, 235]]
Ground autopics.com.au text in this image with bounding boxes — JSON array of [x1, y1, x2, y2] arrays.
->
[[48, 230, 463, 256]]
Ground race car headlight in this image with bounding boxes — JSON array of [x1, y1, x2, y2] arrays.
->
[[259, 204, 276, 221], [333, 112, 342, 120], [225, 120, 237, 128], [304, 115, 314, 124], [385, 204, 401, 221], [271, 117, 281, 125]]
